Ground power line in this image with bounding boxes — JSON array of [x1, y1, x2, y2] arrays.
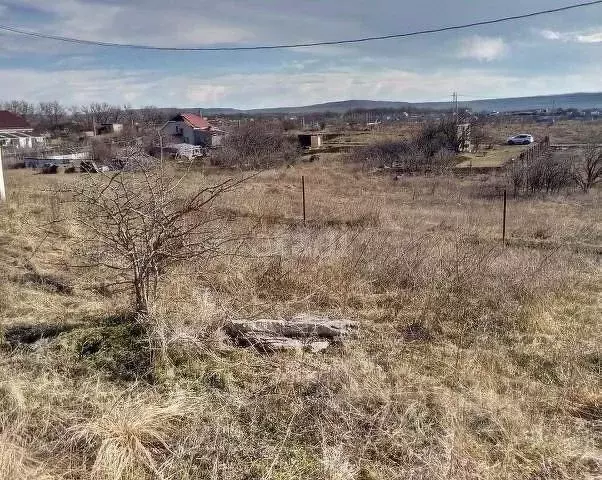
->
[[0, 1, 601, 52]]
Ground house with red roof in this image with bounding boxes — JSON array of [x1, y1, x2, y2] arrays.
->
[[0, 111, 46, 149], [159, 113, 224, 147]]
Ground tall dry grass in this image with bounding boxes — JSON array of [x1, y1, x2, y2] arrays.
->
[[0, 160, 599, 479]]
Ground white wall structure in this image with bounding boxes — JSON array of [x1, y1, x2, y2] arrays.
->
[[0, 111, 45, 149]]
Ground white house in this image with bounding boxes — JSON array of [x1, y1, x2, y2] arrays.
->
[[0, 111, 45, 149], [159, 113, 224, 147]]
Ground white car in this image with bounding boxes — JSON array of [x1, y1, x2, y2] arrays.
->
[[507, 134, 534, 145]]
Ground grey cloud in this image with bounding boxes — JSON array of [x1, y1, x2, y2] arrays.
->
[[1, 0, 602, 106], [2, 65, 602, 107]]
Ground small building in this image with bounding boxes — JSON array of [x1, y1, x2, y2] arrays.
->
[[159, 113, 224, 147], [0, 111, 45, 149], [95, 123, 124, 135], [298, 133, 323, 149]]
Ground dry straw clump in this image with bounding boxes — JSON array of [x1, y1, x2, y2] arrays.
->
[[70, 394, 199, 480]]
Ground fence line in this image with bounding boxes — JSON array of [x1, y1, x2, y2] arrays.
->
[[512, 136, 550, 165]]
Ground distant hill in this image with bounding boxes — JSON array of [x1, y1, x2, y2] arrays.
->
[[164, 92, 602, 117], [414, 92, 602, 113], [151, 107, 243, 117], [245, 100, 412, 115], [247, 93, 602, 114]]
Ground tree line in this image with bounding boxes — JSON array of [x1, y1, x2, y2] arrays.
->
[[0, 100, 172, 131]]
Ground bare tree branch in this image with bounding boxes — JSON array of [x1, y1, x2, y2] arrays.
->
[[64, 148, 253, 315]]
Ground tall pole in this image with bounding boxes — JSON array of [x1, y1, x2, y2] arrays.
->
[[452, 92, 458, 119], [159, 133, 164, 164], [502, 189, 507, 245], [302, 175, 306, 226], [455, 92, 460, 124], [0, 146, 6, 202], [452, 92, 459, 151]]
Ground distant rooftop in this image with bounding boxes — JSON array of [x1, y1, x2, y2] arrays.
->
[[0, 110, 31, 130], [171, 113, 213, 130]]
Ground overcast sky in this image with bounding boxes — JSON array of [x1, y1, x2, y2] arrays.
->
[[0, 0, 601, 108]]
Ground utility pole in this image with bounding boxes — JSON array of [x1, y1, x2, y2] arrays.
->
[[456, 92, 460, 123], [302, 176, 306, 225], [0, 146, 6, 202], [159, 132, 164, 164], [452, 92, 460, 151], [452, 92, 459, 121], [502, 189, 507, 245]]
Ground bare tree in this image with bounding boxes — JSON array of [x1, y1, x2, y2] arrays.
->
[[507, 153, 574, 196], [1, 100, 35, 119], [67, 150, 250, 315], [471, 121, 492, 152], [415, 120, 460, 156], [348, 120, 458, 174], [138, 106, 167, 127], [213, 122, 299, 169], [38, 101, 66, 129], [79, 103, 123, 129], [77, 105, 95, 130], [89, 138, 114, 163], [572, 145, 602, 192]]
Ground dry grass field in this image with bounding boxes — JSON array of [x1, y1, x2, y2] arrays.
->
[[327, 119, 602, 148], [488, 120, 602, 145], [455, 145, 531, 170], [0, 156, 600, 479]]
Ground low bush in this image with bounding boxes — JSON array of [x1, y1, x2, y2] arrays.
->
[[212, 123, 300, 169], [349, 120, 458, 174], [507, 153, 574, 196]]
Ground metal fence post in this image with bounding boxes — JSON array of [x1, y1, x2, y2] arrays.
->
[[302, 175, 306, 225], [0, 147, 6, 202], [502, 189, 507, 245]]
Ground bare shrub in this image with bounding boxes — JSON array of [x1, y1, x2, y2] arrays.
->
[[414, 119, 460, 157], [347, 139, 415, 169], [349, 120, 458, 174], [213, 123, 299, 169], [90, 139, 113, 164], [572, 145, 602, 192], [507, 153, 574, 196], [471, 121, 493, 151], [66, 154, 248, 315]]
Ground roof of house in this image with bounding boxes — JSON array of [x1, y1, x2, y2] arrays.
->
[[163, 112, 217, 130], [180, 113, 212, 129], [160, 113, 225, 135], [0, 111, 31, 129]]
